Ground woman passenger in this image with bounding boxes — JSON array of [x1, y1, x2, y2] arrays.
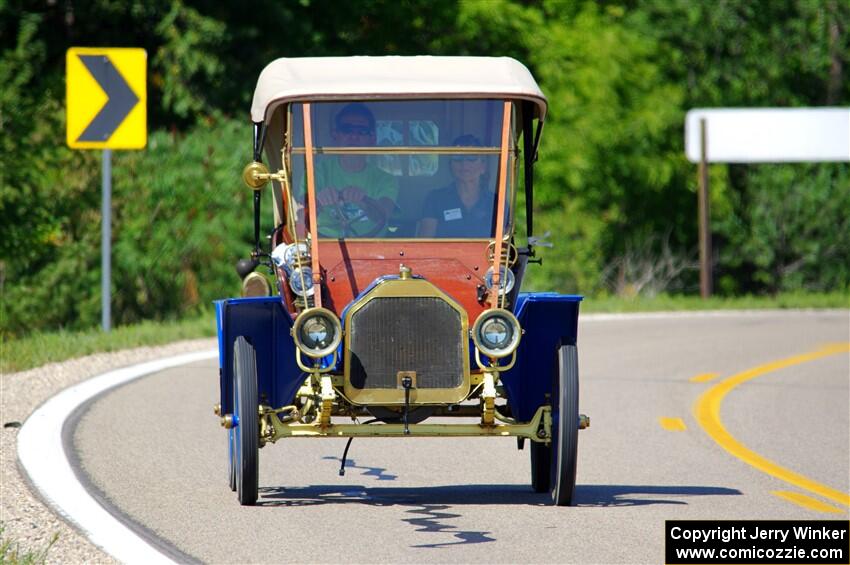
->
[[417, 135, 495, 238]]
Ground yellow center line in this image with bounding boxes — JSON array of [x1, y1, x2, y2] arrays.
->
[[771, 491, 844, 514], [659, 417, 687, 431], [689, 372, 719, 383], [693, 343, 850, 508]]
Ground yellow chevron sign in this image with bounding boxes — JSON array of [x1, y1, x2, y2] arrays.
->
[[66, 47, 146, 149]]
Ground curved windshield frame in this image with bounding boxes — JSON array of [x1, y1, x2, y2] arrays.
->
[[285, 99, 516, 240]]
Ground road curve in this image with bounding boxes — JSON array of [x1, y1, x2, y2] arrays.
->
[[71, 310, 849, 563]]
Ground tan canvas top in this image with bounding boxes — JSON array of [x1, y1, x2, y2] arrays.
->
[[250, 56, 547, 123]]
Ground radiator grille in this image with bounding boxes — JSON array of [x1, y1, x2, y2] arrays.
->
[[348, 297, 463, 389]]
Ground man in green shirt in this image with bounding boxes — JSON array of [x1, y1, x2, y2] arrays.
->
[[313, 103, 398, 238]]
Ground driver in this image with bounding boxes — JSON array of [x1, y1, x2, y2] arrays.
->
[[312, 103, 399, 238]]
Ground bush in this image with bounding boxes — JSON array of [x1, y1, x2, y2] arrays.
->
[[1, 117, 256, 336], [715, 164, 850, 294]]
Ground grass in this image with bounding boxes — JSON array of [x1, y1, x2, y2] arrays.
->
[[580, 291, 850, 313], [1, 292, 847, 374], [1, 313, 216, 374], [0, 525, 57, 565]]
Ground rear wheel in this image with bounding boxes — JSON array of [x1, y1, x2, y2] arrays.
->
[[233, 336, 259, 505], [529, 439, 550, 492], [529, 344, 579, 505]]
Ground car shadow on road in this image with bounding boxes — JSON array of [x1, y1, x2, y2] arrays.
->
[[574, 484, 742, 507], [257, 483, 535, 548], [258, 482, 741, 509], [257, 482, 545, 507], [256, 483, 740, 547]]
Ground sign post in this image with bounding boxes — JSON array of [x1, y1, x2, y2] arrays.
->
[[101, 149, 112, 331], [697, 118, 711, 298], [685, 107, 850, 298], [66, 47, 146, 331]]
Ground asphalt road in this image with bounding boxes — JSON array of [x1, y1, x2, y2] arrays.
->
[[73, 311, 850, 564]]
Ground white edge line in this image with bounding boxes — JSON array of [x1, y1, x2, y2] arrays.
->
[[17, 349, 218, 565]]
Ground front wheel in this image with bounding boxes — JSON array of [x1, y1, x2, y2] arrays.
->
[[529, 344, 579, 505], [234, 336, 259, 505]]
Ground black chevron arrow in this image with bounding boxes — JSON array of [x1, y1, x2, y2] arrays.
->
[[76, 55, 139, 142]]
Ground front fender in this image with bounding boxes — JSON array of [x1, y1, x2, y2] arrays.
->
[[499, 292, 582, 422], [215, 297, 305, 417]]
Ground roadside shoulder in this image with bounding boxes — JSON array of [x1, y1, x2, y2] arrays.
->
[[1, 338, 216, 564]]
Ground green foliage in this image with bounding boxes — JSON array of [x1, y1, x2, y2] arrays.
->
[[433, 0, 543, 57], [716, 164, 850, 293], [153, 1, 228, 119], [110, 117, 250, 323], [1, 117, 250, 335], [1, 10, 102, 336], [1, 0, 848, 340], [641, 0, 850, 106], [525, 3, 690, 293]]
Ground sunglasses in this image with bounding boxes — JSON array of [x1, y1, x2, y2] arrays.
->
[[450, 156, 482, 163], [337, 123, 373, 136]]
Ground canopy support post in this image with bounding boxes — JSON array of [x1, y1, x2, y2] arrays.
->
[[490, 101, 512, 309], [302, 103, 322, 309]]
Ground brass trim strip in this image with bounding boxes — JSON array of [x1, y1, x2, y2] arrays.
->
[[261, 406, 550, 442], [290, 146, 507, 155], [315, 237, 495, 242]]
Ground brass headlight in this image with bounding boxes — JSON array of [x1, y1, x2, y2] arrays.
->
[[242, 161, 270, 190], [241, 272, 271, 297], [472, 309, 521, 358], [292, 308, 342, 358]]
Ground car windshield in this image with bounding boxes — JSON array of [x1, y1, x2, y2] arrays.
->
[[287, 100, 515, 239]]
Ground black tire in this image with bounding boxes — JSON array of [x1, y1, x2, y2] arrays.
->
[[529, 439, 550, 493], [529, 345, 579, 502], [550, 344, 579, 506], [234, 336, 259, 506]]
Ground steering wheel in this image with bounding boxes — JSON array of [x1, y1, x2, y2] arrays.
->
[[315, 191, 388, 238]]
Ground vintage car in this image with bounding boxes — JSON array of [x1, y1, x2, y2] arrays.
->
[[214, 56, 588, 506]]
